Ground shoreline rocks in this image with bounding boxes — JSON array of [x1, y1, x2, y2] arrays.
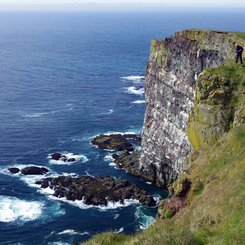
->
[[49, 153, 76, 163], [112, 150, 157, 185], [8, 166, 49, 175], [35, 175, 156, 207], [91, 134, 141, 151]]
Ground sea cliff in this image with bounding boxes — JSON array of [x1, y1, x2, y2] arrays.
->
[[140, 30, 245, 187], [82, 30, 245, 244]]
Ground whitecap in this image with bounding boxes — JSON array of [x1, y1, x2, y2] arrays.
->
[[0, 196, 43, 223], [57, 229, 90, 236], [48, 153, 88, 165], [114, 227, 124, 233], [123, 86, 144, 96], [132, 100, 146, 104], [121, 75, 145, 82], [100, 109, 114, 115]]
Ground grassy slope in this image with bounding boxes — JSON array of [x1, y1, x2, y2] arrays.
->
[[83, 126, 245, 245], [82, 45, 245, 245]]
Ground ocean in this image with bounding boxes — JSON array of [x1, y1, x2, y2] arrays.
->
[[0, 11, 244, 245]]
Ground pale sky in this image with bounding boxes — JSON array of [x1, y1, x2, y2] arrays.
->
[[0, 0, 245, 10]]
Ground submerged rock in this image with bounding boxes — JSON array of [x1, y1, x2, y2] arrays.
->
[[91, 134, 140, 151], [35, 175, 156, 207]]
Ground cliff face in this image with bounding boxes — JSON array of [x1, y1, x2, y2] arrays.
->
[[140, 30, 243, 187]]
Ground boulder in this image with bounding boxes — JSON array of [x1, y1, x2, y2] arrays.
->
[[8, 167, 20, 174], [21, 166, 49, 175], [50, 153, 63, 160]]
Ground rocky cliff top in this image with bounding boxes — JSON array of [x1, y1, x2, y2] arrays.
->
[[149, 29, 245, 85]]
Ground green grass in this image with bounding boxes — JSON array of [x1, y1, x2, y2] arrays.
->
[[233, 32, 245, 41]]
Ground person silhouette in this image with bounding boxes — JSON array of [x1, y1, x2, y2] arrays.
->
[[236, 45, 244, 64]]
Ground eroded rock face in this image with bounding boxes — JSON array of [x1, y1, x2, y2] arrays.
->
[[91, 134, 140, 151], [35, 176, 156, 207], [112, 151, 155, 184], [140, 30, 238, 187]]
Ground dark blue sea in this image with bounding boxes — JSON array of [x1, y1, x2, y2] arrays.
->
[[0, 11, 244, 245]]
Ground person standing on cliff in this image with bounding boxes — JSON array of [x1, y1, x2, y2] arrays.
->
[[236, 45, 244, 64]]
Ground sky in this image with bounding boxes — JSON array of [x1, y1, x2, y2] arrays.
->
[[0, 0, 245, 10]]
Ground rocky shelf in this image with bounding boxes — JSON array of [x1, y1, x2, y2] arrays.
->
[[35, 175, 156, 207], [91, 133, 141, 151]]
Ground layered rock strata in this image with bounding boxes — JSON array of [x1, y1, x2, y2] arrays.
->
[[140, 30, 243, 187]]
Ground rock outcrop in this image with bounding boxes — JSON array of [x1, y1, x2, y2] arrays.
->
[[8, 166, 49, 175], [35, 176, 156, 207], [140, 30, 245, 187], [91, 134, 140, 151]]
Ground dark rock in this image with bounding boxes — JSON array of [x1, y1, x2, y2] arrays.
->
[[50, 153, 72, 162], [91, 134, 141, 151], [21, 166, 49, 175], [112, 153, 119, 160], [67, 158, 76, 162], [36, 175, 156, 207], [50, 153, 63, 160], [8, 167, 20, 174], [113, 150, 156, 185]]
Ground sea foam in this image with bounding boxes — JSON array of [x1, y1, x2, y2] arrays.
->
[[48, 196, 139, 210], [132, 100, 146, 104], [0, 196, 43, 223], [57, 229, 90, 236], [121, 75, 145, 83], [124, 86, 144, 96], [48, 152, 88, 165]]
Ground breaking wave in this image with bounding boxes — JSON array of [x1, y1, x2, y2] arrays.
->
[[121, 75, 145, 83], [124, 86, 144, 96], [48, 153, 88, 165], [48, 196, 139, 210], [0, 196, 43, 223], [57, 229, 90, 236], [132, 100, 146, 104]]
